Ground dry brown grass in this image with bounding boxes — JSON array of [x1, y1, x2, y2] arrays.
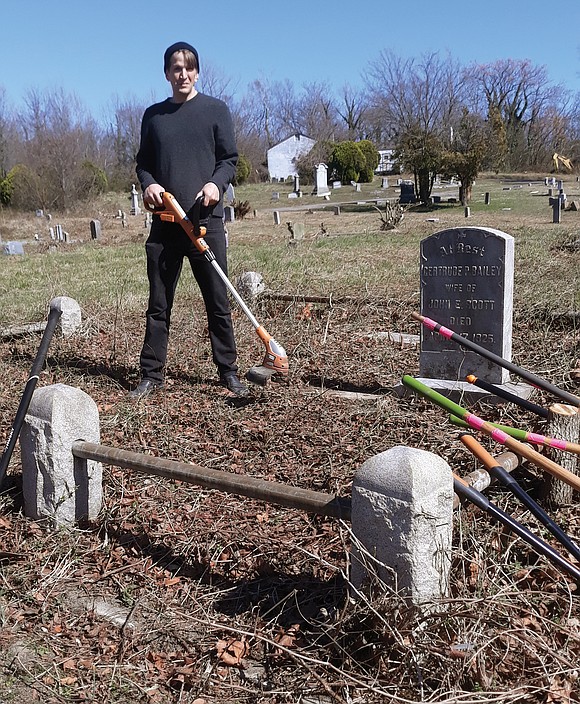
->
[[0, 177, 579, 703]]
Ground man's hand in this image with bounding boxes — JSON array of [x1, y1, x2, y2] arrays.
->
[[143, 184, 165, 208], [196, 182, 220, 207]]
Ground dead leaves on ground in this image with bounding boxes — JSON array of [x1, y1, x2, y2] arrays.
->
[[215, 636, 249, 667], [213, 623, 302, 673]]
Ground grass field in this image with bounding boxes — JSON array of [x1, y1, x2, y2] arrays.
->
[[0, 174, 579, 703]]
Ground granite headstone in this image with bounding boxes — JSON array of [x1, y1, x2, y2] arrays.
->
[[419, 227, 514, 384]]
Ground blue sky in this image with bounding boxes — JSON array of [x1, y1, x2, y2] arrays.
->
[[1, 0, 579, 122]]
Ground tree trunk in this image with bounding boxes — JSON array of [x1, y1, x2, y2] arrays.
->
[[418, 169, 431, 204], [459, 179, 473, 206]]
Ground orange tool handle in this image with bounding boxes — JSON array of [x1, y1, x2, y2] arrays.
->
[[145, 192, 207, 251]]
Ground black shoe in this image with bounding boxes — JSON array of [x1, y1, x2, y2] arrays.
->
[[220, 372, 249, 397], [128, 379, 164, 400]]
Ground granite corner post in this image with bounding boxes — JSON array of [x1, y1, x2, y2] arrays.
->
[[49, 296, 82, 337], [351, 445, 454, 607], [20, 383, 102, 528]]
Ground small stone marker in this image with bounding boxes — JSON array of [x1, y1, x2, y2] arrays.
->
[[287, 222, 305, 245], [314, 163, 330, 196], [224, 205, 235, 222], [381, 177, 389, 188], [21, 384, 102, 527], [273, 211, 281, 225], [485, 192, 491, 205], [90, 219, 101, 240], [236, 271, 265, 301], [419, 227, 514, 384], [351, 446, 453, 605], [2, 241, 25, 255], [399, 182, 416, 204], [130, 184, 141, 215], [224, 183, 235, 203], [51, 296, 82, 336]]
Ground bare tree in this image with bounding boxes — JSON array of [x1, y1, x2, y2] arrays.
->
[[336, 83, 368, 140], [467, 59, 565, 170], [294, 82, 340, 142], [442, 108, 488, 204], [365, 51, 465, 203], [199, 63, 238, 103], [16, 88, 104, 210], [106, 95, 147, 190], [0, 87, 17, 177]]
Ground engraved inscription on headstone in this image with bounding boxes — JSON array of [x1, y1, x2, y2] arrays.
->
[[419, 227, 514, 384]]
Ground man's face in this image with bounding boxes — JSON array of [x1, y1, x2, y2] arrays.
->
[[166, 51, 198, 102]]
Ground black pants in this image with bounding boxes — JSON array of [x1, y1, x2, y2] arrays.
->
[[139, 215, 238, 382]]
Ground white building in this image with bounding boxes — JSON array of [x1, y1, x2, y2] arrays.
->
[[267, 134, 315, 181], [376, 149, 399, 174]]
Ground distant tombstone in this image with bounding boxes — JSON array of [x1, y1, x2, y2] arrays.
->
[[287, 192, 298, 199], [55, 224, 64, 241], [332, 181, 342, 189], [559, 189, 567, 207], [224, 183, 235, 203], [485, 192, 491, 205], [36, 209, 44, 218], [273, 211, 281, 225], [130, 184, 141, 216], [381, 177, 389, 189], [314, 163, 330, 196], [399, 182, 416, 204], [3, 241, 25, 255], [293, 175, 300, 193], [90, 219, 101, 240], [224, 205, 235, 222], [354, 183, 361, 192], [419, 227, 514, 384], [288, 222, 305, 243], [272, 192, 280, 201], [333, 206, 341, 216]]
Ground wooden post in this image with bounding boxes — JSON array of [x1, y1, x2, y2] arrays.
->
[[541, 404, 580, 505]]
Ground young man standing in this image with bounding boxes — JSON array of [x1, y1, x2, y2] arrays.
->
[[131, 41, 248, 399]]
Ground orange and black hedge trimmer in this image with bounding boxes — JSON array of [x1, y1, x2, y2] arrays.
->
[[147, 192, 289, 386]]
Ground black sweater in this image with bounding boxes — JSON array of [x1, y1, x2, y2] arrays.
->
[[136, 93, 238, 217]]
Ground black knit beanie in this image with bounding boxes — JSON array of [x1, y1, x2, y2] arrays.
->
[[163, 42, 199, 73]]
